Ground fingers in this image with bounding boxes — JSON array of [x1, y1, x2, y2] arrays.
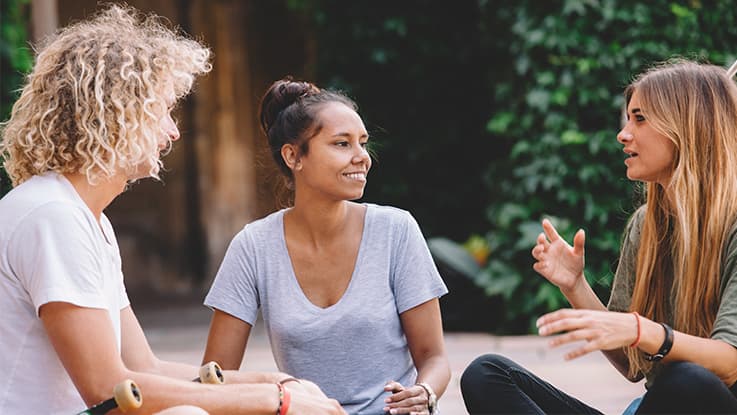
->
[[541, 218, 561, 242], [384, 384, 428, 414], [573, 229, 585, 256], [538, 314, 586, 336], [536, 308, 577, 328], [383, 381, 403, 393]]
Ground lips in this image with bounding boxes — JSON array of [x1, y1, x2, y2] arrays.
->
[[343, 172, 367, 181]]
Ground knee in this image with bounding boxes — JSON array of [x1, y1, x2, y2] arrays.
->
[[651, 361, 722, 396], [154, 405, 209, 415], [461, 353, 517, 392]]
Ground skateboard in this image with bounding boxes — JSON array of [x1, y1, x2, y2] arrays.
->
[[192, 361, 224, 384], [76, 379, 142, 414]]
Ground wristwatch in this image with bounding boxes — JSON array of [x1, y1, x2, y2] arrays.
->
[[644, 322, 674, 362], [416, 382, 437, 415]]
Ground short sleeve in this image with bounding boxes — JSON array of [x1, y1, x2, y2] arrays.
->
[[204, 227, 260, 325], [712, 222, 737, 348], [608, 207, 645, 313], [391, 211, 448, 314], [7, 202, 109, 315]]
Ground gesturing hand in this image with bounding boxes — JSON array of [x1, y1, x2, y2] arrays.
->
[[531, 219, 586, 293], [383, 381, 429, 415], [536, 308, 640, 360]]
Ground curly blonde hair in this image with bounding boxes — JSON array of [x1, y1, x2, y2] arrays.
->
[[0, 4, 211, 186]]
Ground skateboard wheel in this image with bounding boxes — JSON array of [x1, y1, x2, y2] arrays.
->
[[113, 379, 142, 412], [199, 361, 224, 384]]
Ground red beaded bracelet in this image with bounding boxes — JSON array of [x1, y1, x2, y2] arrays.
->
[[276, 383, 291, 415], [629, 312, 641, 348]]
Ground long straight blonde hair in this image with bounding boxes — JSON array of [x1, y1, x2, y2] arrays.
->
[[625, 60, 737, 376]]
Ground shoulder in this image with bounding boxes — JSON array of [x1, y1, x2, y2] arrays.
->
[[237, 209, 284, 236], [227, 209, 285, 252], [12, 200, 95, 241], [623, 204, 646, 244], [364, 203, 415, 226]]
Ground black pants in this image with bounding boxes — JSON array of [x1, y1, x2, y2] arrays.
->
[[460, 353, 737, 414]]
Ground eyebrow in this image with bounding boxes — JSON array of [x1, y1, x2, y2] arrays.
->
[[630, 108, 642, 114], [332, 132, 369, 139]]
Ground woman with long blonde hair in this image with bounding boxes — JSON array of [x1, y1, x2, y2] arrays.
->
[[461, 59, 737, 414]]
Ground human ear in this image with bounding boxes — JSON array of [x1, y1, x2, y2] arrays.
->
[[281, 144, 302, 171]]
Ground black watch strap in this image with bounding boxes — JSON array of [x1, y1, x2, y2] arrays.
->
[[645, 322, 674, 362]]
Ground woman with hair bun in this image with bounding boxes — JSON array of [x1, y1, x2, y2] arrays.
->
[[203, 77, 451, 414], [461, 59, 737, 414]]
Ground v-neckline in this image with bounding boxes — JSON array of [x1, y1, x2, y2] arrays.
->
[[278, 204, 370, 312]]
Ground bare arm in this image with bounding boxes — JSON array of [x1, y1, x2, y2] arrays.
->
[[537, 309, 737, 385], [638, 317, 737, 385], [203, 308, 294, 384], [384, 298, 451, 414], [532, 219, 638, 380], [40, 302, 345, 414]]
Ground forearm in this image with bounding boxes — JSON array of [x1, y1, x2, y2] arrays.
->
[[120, 370, 279, 415], [145, 359, 201, 381], [222, 370, 291, 384], [415, 354, 451, 398], [638, 319, 737, 385], [561, 273, 607, 311], [602, 347, 642, 382]]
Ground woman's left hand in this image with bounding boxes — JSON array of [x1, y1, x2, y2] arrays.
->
[[537, 308, 639, 360], [383, 381, 429, 415]]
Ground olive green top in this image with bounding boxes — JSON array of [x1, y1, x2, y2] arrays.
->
[[607, 205, 737, 383]]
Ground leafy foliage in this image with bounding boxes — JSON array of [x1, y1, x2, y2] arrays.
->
[[293, 0, 737, 333], [0, 0, 32, 194], [479, 0, 737, 332]]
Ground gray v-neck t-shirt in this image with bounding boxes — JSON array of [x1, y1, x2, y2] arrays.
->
[[204, 203, 448, 414]]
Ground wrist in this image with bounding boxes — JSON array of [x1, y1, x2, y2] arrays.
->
[[637, 317, 667, 355], [275, 383, 291, 415], [643, 322, 674, 362], [560, 273, 588, 301], [415, 382, 437, 415]]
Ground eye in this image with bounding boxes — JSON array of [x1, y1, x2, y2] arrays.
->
[[335, 141, 349, 147], [360, 141, 369, 148], [635, 115, 646, 122]]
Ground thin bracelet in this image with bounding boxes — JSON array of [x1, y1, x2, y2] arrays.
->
[[278, 377, 302, 385], [629, 312, 641, 348]]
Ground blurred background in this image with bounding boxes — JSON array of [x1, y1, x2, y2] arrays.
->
[[3, 0, 737, 334]]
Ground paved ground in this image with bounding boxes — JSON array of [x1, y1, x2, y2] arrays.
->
[[139, 303, 644, 414]]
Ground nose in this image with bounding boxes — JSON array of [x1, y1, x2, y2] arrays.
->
[[352, 145, 370, 164], [617, 128, 633, 144], [165, 117, 180, 141], [168, 126, 180, 141]]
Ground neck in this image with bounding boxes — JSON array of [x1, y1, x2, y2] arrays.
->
[[63, 172, 127, 219], [288, 196, 352, 243]]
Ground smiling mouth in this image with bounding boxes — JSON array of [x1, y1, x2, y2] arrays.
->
[[344, 172, 366, 181]]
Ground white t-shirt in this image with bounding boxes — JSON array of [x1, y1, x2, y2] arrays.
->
[[0, 172, 129, 415], [205, 204, 448, 414]]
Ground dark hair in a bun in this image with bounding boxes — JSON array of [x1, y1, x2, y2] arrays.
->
[[258, 77, 357, 179]]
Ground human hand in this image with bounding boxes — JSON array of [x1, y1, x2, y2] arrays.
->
[[531, 219, 586, 293], [536, 308, 639, 359], [383, 381, 429, 415], [288, 385, 346, 415]]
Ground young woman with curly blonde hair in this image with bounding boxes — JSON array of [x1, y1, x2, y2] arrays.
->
[[0, 5, 344, 415], [461, 60, 737, 414]]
